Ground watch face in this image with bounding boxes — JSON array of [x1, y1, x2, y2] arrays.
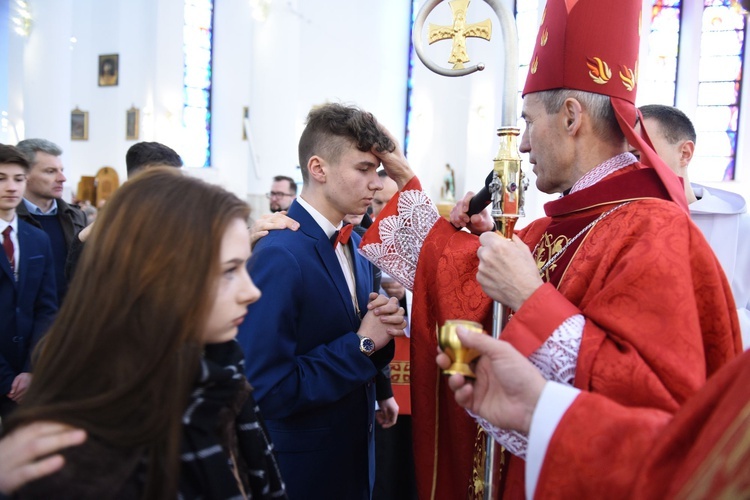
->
[[361, 337, 376, 354]]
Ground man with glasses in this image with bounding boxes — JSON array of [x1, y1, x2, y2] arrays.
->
[[267, 175, 297, 213]]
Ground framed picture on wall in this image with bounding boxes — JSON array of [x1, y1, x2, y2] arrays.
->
[[126, 106, 139, 140], [98, 54, 119, 87], [71, 108, 89, 141]]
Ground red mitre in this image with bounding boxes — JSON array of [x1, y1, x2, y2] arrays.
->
[[522, 0, 688, 211]]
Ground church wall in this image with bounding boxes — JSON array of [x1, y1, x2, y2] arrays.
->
[[4, 0, 413, 212], [1, 0, 747, 212], [237, 0, 413, 217], [12, 0, 73, 197], [4, 0, 168, 199]]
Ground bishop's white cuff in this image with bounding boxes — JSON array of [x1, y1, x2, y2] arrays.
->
[[525, 381, 580, 499]]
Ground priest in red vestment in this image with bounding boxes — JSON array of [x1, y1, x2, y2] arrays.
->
[[359, 0, 742, 498], [437, 326, 750, 499]]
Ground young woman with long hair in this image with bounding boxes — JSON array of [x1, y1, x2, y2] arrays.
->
[[3, 167, 287, 499]]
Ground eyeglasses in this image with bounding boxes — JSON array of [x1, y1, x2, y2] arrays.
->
[[266, 191, 294, 199]]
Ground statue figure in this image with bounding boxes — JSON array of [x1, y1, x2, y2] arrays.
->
[[441, 163, 456, 202], [489, 172, 503, 215]]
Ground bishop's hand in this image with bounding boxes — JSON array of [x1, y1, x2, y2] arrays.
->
[[477, 232, 543, 311], [436, 327, 545, 434], [372, 124, 414, 190], [450, 191, 494, 235]]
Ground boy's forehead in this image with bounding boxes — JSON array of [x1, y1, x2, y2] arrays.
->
[[0, 163, 27, 175]]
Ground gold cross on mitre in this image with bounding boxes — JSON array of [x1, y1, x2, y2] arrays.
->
[[428, 0, 492, 70]]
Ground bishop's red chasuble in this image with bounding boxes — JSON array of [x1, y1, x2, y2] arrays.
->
[[360, 165, 741, 500], [537, 348, 750, 499]]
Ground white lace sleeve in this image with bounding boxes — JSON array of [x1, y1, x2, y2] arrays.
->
[[359, 189, 440, 291], [469, 314, 584, 459]]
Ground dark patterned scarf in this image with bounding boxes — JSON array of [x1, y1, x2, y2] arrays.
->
[[178, 340, 287, 500]]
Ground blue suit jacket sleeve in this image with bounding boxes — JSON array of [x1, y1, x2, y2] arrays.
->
[[32, 234, 58, 336], [0, 353, 16, 395], [27, 233, 58, 370], [237, 242, 380, 420]]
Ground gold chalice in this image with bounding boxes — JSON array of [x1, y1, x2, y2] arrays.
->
[[438, 320, 484, 378]]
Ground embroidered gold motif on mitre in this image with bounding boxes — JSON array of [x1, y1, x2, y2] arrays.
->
[[531, 55, 539, 74], [535, 232, 569, 282], [541, 27, 549, 46], [620, 65, 636, 91], [587, 56, 611, 85]]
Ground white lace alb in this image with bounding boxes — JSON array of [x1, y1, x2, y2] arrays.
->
[[471, 314, 583, 459], [359, 189, 439, 291]]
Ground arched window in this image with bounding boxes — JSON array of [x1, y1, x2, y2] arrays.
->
[[641, 0, 746, 182], [640, 1, 682, 106], [182, 0, 214, 168]]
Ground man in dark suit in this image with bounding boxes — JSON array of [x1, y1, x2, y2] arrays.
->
[[15, 139, 86, 303], [0, 144, 58, 418], [237, 103, 406, 500]]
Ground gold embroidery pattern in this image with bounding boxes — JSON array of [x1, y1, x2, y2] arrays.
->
[[468, 426, 486, 499], [540, 27, 549, 46], [679, 403, 750, 498], [619, 66, 636, 91], [390, 360, 411, 385], [531, 55, 539, 74], [468, 426, 506, 499], [587, 56, 612, 85], [535, 232, 568, 282]]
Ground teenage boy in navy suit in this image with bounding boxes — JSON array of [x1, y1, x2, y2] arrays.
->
[[237, 103, 406, 500], [0, 144, 57, 418]]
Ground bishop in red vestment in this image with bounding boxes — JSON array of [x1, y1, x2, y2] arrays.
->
[[359, 0, 742, 498], [537, 349, 750, 499], [436, 323, 750, 499]]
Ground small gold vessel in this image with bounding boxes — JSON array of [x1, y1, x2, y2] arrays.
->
[[438, 319, 484, 378]]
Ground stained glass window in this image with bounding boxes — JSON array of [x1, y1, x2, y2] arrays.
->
[[641, 0, 745, 182], [641, 1, 682, 105], [182, 0, 214, 168], [692, 0, 745, 181]]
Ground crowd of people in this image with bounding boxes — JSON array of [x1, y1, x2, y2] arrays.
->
[[1, 0, 749, 498]]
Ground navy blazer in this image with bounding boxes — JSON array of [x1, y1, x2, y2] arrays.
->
[[0, 219, 58, 394], [237, 201, 393, 500]]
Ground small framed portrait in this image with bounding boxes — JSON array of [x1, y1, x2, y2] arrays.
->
[[126, 106, 140, 141], [71, 108, 89, 141], [98, 54, 119, 87]]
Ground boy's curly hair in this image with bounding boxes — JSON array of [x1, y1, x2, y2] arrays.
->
[[298, 103, 395, 183]]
